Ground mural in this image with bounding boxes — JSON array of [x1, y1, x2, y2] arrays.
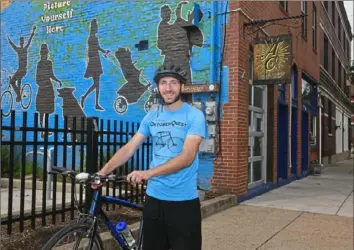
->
[[1, 1, 227, 190], [113, 47, 151, 115], [81, 19, 109, 111], [35, 43, 62, 138], [157, 2, 204, 83]]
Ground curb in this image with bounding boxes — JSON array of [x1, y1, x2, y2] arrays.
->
[[98, 194, 237, 249]]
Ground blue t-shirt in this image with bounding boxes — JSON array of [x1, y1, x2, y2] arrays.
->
[[137, 102, 206, 201]]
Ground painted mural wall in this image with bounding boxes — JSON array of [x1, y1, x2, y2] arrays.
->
[[1, 1, 227, 190]]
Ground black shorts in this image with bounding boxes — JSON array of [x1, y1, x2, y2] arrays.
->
[[142, 194, 202, 250]]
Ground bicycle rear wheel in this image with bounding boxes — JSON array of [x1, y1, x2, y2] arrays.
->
[[41, 223, 104, 250]]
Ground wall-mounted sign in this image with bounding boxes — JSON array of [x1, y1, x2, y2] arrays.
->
[[182, 84, 219, 93], [253, 35, 292, 85]]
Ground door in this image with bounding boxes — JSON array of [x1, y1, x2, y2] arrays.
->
[[343, 115, 349, 151], [301, 111, 309, 171], [336, 109, 342, 154], [277, 104, 288, 180]]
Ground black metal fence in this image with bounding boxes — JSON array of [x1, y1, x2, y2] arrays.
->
[[1, 110, 152, 234]]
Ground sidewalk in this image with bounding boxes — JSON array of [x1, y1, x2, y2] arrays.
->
[[242, 159, 353, 217], [202, 159, 354, 249], [202, 205, 353, 250]]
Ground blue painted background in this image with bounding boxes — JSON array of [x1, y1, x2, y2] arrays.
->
[[1, 0, 229, 190]]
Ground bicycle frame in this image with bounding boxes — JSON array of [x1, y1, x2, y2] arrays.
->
[[87, 189, 144, 250]]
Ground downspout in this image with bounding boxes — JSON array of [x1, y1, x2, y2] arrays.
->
[[319, 92, 322, 165], [289, 71, 293, 172], [210, 1, 217, 84]]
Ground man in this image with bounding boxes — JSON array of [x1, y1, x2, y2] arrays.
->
[[97, 61, 206, 250], [7, 26, 36, 102]]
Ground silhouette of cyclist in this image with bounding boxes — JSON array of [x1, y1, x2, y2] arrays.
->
[[7, 26, 36, 102]]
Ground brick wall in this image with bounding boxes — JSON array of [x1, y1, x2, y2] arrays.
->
[[212, 1, 320, 195], [1, 1, 225, 189]]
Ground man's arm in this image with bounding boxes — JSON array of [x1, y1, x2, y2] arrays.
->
[[98, 132, 147, 176], [147, 134, 202, 178]]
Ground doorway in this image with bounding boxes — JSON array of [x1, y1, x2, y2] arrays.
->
[[277, 104, 288, 180]]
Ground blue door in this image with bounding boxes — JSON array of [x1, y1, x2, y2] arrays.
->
[[301, 111, 309, 172], [277, 104, 288, 180], [291, 107, 297, 175]]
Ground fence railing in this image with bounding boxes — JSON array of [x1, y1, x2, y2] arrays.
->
[[0, 110, 152, 234]]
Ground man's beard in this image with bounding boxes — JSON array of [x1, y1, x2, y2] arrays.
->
[[163, 93, 181, 105]]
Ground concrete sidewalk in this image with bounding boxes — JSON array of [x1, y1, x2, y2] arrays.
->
[[242, 159, 353, 217], [202, 160, 353, 249], [202, 205, 353, 250]]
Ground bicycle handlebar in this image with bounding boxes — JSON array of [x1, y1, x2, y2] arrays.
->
[[49, 166, 127, 185]]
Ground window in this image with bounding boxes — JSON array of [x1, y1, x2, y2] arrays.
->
[[324, 36, 329, 71], [338, 16, 341, 41], [338, 61, 341, 88], [310, 116, 316, 145], [312, 3, 316, 49], [301, 0, 307, 39], [279, 1, 288, 11], [328, 101, 333, 134], [332, 49, 335, 80], [332, 1, 335, 24], [324, 1, 328, 12]]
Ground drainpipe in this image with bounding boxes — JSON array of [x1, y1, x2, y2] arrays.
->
[[289, 72, 293, 173], [319, 92, 322, 165], [210, 1, 217, 84]]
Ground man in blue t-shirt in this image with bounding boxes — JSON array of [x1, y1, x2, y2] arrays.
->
[[97, 61, 206, 250]]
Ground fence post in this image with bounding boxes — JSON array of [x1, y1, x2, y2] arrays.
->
[[86, 117, 99, 210]]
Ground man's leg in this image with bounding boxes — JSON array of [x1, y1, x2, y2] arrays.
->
[[164, 198, 202, 250], [9, 74, 20, 101], [142, 195, 169, 250]]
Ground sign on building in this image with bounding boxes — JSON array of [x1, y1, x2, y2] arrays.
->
[[253, 35, 292, 85]]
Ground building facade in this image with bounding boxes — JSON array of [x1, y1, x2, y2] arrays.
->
[[211, 0, 321, 197], [318, 1, 353, 165], [1, 1, 352, 199]]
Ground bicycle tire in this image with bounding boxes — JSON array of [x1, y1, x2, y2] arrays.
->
[[41, 223, 104, 250], [1, 90, 13, 117], [20, 83, 32, 109]]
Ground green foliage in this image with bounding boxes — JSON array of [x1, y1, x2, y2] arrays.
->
[[1, 145, 44, 180]]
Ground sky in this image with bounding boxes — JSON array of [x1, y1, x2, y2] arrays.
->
[[343, 1, 353, 58]]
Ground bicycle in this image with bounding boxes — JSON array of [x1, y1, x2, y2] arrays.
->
[[1, 69, 32, 117], [42, 167, 144, 250], [154, 131, 184, 154]]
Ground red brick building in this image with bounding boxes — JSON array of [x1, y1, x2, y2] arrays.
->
[[212, 1, 321, 197]]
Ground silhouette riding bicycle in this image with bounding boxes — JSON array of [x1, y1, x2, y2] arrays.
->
[[1, 69, 32, 117]]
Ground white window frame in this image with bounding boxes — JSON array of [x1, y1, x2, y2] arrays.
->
[[248, 55, 268, 189]]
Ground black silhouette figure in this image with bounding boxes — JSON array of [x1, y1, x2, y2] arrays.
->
[[7, 26, 36, 102], [35, 44, 62, 138], [115, 48, 151, 104], [58, 87, 87, 142], [157, 2, 204, 83], [81, 19, 109, 111]]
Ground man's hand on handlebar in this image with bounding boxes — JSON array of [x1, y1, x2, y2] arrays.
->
[[127, 170, 151, 185]]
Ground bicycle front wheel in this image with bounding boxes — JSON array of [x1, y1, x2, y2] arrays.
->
[[41, 223, 104, 250]]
